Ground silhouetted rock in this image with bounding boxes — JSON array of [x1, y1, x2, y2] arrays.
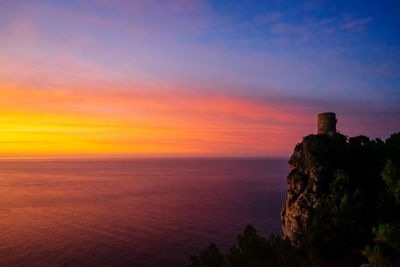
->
[[281, 132, 348, 246]]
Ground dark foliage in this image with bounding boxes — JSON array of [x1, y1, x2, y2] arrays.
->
[[188, 243, 225, 267], [188, 225, 306, 267]]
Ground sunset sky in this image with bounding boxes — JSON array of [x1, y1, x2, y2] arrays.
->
[[0, 0, 399, 158]]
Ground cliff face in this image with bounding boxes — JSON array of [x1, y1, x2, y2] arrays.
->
[[280, 132, 400, 265], [281, 133, 348, 245]]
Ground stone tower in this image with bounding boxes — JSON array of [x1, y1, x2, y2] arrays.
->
[[317, 112, 337, 135]]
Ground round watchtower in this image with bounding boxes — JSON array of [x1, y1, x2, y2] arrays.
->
[[317, 112, 337, 135]]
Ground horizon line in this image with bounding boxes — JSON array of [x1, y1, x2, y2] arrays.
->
[[0, 155, 290, 161]]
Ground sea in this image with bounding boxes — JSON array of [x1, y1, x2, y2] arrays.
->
[[0, 158, 289, 267]]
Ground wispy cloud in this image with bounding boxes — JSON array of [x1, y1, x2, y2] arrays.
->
[[343, 16, 373, 31]]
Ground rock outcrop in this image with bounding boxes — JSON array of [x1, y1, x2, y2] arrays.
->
[[281, 133, 348, 245]]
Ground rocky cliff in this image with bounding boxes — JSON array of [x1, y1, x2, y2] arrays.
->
[[280, 131, 400, 265], [189, 130, 400, 266], [281, 132, 352, 246]]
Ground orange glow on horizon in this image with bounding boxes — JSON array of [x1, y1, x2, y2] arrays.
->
[[0, 84, 312, 158]]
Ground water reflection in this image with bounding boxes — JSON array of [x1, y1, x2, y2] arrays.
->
[[0, 158, 287, 266]]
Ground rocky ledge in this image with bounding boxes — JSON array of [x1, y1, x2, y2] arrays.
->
[[281, 133, 349, 245]]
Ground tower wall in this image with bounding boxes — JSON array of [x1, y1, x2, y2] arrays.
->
[[317, 112, 337, 135]]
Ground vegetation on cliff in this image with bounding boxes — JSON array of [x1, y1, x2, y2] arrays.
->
[[188, 225, 305, 267], [188, 132, 400, 267]]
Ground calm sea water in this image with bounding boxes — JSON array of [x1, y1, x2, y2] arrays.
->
[[0, 158, 288, 267]]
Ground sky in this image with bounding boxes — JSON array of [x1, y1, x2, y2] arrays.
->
[[0, 0, 399, 158]]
